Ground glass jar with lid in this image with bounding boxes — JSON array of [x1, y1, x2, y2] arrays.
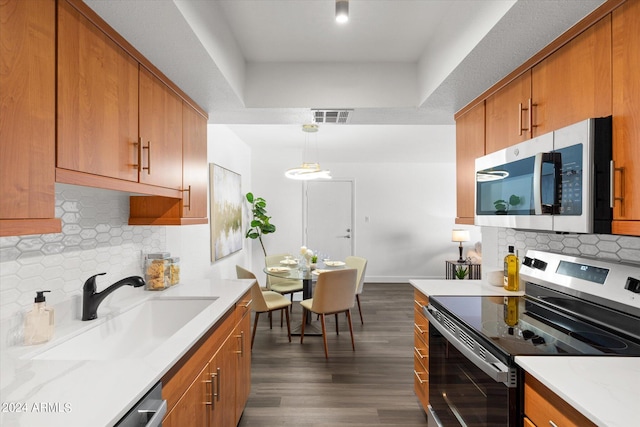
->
[[145, 252, 170, 290], [168, 257, 180, 286]]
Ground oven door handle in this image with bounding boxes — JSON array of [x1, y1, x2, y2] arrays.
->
[[425, 307, 511, 384]]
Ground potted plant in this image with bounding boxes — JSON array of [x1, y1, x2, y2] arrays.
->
[[245, 192, 276, 257], [454, 265, 469, 280]]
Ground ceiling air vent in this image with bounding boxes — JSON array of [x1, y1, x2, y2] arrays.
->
[[312, 109, 352, 124]]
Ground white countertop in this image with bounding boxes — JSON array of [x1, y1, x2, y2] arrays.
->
[[516, 356, 640, 427], [410, 279, 525, 297], [0, 278, 253, 427]]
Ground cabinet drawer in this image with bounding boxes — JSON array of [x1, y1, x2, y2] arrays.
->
[[524, 373, 596, 427], [414, 290, 429, 312], [414, 320, 429, 346], [235, 290, 252, 321], [413, 356, 429, 411], [413, 343, 428, 373]]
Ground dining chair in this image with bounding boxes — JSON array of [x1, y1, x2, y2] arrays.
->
[[299, 268, 358, 359], [236, 265, 292, 349], [264, 253, 303, 308], [345, 256, 368, 324]]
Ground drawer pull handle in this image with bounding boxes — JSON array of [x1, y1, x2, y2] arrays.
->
[[414, 347, 427, 359], [414, 323, 426, 334], [548, 421, 558, 427], [414, 370, 428, 384]]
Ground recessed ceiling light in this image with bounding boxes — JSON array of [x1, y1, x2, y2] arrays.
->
[[336, 0, 349, 24]]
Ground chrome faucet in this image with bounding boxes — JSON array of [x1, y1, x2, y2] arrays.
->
[[82, 273, 145, 321]]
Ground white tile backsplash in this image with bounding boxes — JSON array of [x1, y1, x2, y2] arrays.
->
[[0, 184, 166, 321], [496, 228, 640, 264]]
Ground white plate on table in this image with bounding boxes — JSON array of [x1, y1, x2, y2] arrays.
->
[[280, 259, 298, 265], [268, 266, 291, 273], [324, 261, 345, 267], [312, 269, 331, 275]]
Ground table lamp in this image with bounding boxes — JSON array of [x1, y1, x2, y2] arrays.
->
[[451, 229, 470, 263]]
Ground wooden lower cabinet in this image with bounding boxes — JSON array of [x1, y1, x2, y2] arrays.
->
[[524, 373, 596, 427], [413, 290, 429, 412], [162, 291, 251, 426]]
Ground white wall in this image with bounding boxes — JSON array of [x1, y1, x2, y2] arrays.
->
[[247, 125, 482, 282], [165, 125, 253, 282]]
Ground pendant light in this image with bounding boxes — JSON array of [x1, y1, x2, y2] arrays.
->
[[285, 124, 332, 180]]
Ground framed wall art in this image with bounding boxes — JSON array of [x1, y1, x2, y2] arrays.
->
[[210, 164, 243, 261]]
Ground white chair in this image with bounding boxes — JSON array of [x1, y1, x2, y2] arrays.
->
[[299, 268, 358, 359], [345, 256, 368, 324], [236, 265, 292, 348]]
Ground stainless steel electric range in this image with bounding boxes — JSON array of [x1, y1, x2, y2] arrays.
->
[[424, 250, 640, 427]]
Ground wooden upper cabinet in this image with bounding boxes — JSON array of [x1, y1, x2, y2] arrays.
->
[[612, 0, 640, 234], [139, 66, 183, 190], [455, 102, 485, 225], [0, 0, 61, 237], [57, 0, 139, 182], [485, 70, 532, 153], [532, 15, 612, 136], [182, 103, 208, 220]]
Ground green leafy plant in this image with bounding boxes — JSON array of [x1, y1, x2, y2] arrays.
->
[[311, 254, 318, 263], [454, 265, 469, 280], [494, 194, 522, 214], [245, 192, 276, 257]]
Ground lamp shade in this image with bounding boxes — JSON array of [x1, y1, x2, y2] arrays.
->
[[451, 230, 470, 243]]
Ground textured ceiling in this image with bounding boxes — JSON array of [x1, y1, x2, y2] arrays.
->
[[84, 0, 605, 158]]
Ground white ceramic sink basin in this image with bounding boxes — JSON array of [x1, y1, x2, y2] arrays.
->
[[30, 297, 218, 361]]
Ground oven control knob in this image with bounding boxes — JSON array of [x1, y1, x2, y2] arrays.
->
[[522, 330, 535, 340], [625, 277, 640, 294], [532, 336, 546, 345]]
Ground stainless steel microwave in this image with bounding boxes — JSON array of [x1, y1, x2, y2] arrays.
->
[[475, 117, 612, 233]]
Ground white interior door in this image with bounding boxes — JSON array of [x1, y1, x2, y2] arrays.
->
[[305, 180, 354, 261]]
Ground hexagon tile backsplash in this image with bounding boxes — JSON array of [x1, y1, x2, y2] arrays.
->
[[0, 184, 166, 320], [496, 228, 640, 265]]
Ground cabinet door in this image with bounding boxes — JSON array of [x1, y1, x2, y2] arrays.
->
[[455, 102, 485, 225], [0, 0, 60, 236], [612, 0, 640, 234], [182, 103, 208, 219], [234, 312, 251, 423], [532, 15, 612, 136], [485, 71, 532, 152], [163, 364, 209, 427], [57, 0, 139, 182], [209, 337, 236, 426], [139, 66, 183, 190]]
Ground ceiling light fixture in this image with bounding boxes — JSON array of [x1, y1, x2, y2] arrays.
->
[[285, 124, 332, 181], [336, 0, 349, 23]]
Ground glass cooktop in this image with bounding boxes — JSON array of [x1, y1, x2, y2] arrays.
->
[[429, 293, 640, 358]]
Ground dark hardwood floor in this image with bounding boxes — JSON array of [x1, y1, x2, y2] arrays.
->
[[238, 282, 427, 426]]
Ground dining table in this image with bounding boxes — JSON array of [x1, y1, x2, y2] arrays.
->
[[263, 259, 346, 336]]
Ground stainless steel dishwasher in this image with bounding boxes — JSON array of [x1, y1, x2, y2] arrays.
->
[[115, 382, 167, 427]]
